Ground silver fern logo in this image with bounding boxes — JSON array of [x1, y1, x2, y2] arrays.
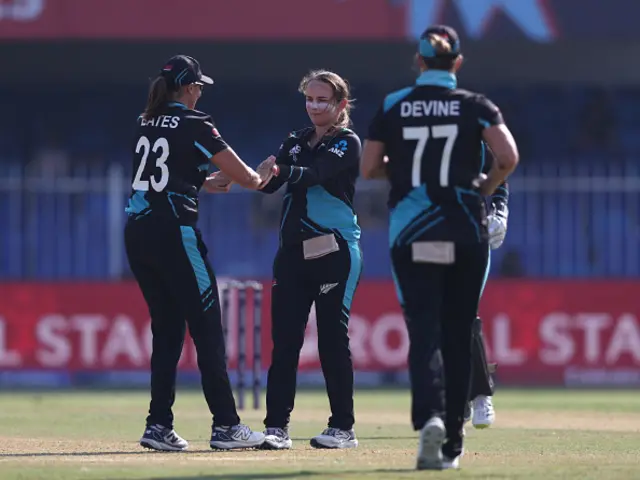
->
[[320, 283, 339, 295], [289, 144, 301, 163]]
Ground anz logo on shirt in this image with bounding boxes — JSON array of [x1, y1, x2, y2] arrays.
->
[[328, 140, 348, 158]]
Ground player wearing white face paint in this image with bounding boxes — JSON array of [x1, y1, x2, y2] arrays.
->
[[209, 71, 362, 449], [257, 70, 362, 451]]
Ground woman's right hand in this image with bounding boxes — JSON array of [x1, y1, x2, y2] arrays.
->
[[203, 171, 233, 193]]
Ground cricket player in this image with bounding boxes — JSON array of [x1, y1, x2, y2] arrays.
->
[[125, 54, 273, 452], [360, 25, 519, 470]]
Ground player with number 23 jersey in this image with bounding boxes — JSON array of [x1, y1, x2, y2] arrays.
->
[[127, 105, 227, 224], [124, 55, 269, 454]]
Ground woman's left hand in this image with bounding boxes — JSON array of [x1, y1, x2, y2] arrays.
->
[[256, 155, 278, 189]]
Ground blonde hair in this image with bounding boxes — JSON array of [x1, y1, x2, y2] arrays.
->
[[299, 70, 354, 129], [421, 33, 458, 71], [427, 34, 452, 55]]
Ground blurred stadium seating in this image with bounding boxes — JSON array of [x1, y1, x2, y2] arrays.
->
[[1, 84, 638, 279]]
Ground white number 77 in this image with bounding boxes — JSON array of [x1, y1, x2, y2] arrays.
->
[[403, 124, 458, 187]]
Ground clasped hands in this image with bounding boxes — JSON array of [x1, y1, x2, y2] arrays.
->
[[203, 155, 278, 193]]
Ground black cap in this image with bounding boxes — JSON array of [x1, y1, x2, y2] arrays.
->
[[419, 25, 461, 58], [160, 55, 214, 90]]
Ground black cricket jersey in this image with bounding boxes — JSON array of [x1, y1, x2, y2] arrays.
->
[[125, 101, 228, 226], [260, 127, 361, 246], [368, 70, 504, 246]]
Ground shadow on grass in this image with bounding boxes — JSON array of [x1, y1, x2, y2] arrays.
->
[[117, 470, 514, 480], [291, 436, 415, 442], [0, 449, 213, 458], [0, 437, 415, 459]]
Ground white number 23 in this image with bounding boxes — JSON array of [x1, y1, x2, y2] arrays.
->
[[132, 136, 170, 192]]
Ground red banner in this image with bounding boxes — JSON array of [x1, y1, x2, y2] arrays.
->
[[2, 1, 633, 43], [0, 281, 639, 386], [3, 0, 620, 43], [0, 0, 405, 40]]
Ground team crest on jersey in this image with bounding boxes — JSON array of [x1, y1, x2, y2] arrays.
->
[[289, 144, 301, 163], [328, 139, 348, 158]]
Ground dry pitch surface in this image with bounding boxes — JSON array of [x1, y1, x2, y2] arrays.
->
[[0, 389, 638, 479]]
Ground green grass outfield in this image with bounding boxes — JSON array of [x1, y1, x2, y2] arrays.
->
[[0, 389, 638, 479]]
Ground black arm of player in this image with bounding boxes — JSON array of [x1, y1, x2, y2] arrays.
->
[[476, 96, 519, 195], [196, 119, 262, 189], [276, 135, 361, 188], [260, 174, 287, 194]]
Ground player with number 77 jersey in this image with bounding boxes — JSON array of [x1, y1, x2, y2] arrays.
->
[[364, 76, 505, 245], [360, 24, 519, 471]]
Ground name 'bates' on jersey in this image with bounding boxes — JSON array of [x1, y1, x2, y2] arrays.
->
[[125, 102, 228, 225], [368, 70, 504, 245]]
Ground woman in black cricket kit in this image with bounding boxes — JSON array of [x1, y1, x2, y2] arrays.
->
[[361, 25, 519, 470], [125, 54, 275, 452], [214, 70, 363, 449]]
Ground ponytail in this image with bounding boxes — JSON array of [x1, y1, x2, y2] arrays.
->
[[422, 33, 458, 71], [143, 76, 171, 120], [335, 105, 352, 130], [428, 33, 452, 55]]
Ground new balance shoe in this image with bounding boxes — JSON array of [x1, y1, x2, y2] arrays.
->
[[210, 423, 265, 450], [140, 424, 188, 452], [416, 417, 446, 470], [260, 427, 293, 450], [310, 428, 358, 449]]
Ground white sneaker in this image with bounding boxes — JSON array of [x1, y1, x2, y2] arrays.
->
[[472, 395, 495, 429], [210, 424, 265, 450], [443, 455, 461, 469], [416, 417, 446, 470], [443, 447, 464, 470], [140, 424, 188, 451], [261, 427, 293, 450], [310, 428, 358, 449]]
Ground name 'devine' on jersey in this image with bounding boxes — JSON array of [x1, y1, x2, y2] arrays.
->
[[400, 100, 461, 118]]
